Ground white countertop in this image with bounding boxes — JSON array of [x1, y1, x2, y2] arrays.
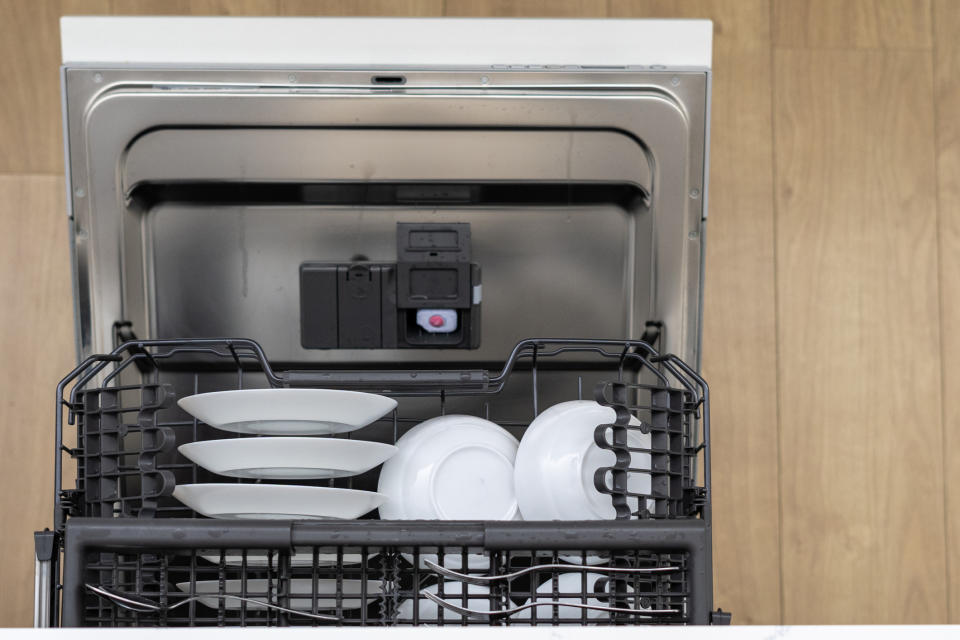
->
[[7, 627, 960, 638], [60, 17, 712, 69]]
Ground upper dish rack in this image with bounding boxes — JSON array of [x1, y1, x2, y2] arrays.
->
[[51, 337, 709, 531], [39, 336, 720, 627]]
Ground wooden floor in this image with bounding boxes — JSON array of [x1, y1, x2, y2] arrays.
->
[[0, 0, 957, 626]]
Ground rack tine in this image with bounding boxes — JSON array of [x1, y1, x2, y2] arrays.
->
[[531, 343, 539, 416]]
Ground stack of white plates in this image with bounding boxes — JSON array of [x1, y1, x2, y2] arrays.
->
[[376, 414, 519, 569], [175, 391, 653, 523], [514, 400, 653, 521], [173, 388, 397, 520], [376, 401, 652, 524], [377, 415, 520, 521]]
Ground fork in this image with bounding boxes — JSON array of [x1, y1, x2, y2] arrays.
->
[[422, 559, 679, 586], [419, 589, 678, 620], [85, 583, 340, 621]]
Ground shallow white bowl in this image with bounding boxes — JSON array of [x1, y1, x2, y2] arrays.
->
[[523, 572, 634, 620], [377, 415, 520, 521], [172, 483, 386, 520], [177, 388, 397, 436], [198, 549, 368, 567], [176, 579, 374, 611], [514, 400, 653, 521], [178, 437, 398, 480], [396, 582, 493, 622], [400, 551, 491, 571]]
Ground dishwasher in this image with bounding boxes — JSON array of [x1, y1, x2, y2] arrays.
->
[[35, 16, 725, 627]]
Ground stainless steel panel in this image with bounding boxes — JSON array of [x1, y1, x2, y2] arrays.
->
[[123, 129, 651, 192], [34, 557, 51, 628], [149, 203, 649, 364], [63, 69, 708, 365]]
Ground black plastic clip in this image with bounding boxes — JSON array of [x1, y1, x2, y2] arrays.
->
[[34, 529, 56, 562], [113, 321, 153, 374], [711, 608, 732, 625], [640, 320, 663, 347], [684, 487, 708, 515]]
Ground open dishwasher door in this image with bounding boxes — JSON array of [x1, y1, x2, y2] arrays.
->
[[38, 16, 718, 630], [61, 16, 710, 369]]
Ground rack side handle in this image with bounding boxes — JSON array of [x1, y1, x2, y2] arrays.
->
[[281, 369, 490, 391], [34, 530, 56, 628]]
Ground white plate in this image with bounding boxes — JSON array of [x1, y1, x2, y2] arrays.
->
[[400, 551, 491, 571], [172, 483, 386, 520], [523, 572, 637, 620], [178, 388, 397, 436], [514, 400, 653, 520], [178, 437, 398, 480], [534, 550, 614, 566], [396, 582, 493, 622], [198, 550, 369, 567], [377, 415, 520, 520], [396, 574, 631, 622], [175, 579, 375, 611]]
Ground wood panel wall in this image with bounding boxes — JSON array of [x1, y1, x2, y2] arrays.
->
[[0, 0, 955, 627]]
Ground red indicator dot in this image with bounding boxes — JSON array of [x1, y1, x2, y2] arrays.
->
[[429, 314, 445, 327]]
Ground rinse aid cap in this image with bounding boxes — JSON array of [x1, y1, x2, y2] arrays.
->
[[416, 309, 458, 333]]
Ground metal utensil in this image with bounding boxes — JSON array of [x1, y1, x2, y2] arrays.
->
[[85, 583, 340, 621], [422, 559, 679, 586], [419, 589, 677, 620]]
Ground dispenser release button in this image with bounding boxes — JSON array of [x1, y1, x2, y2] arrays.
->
[[416, 309, 458, 333]]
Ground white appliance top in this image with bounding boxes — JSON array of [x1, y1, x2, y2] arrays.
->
[[60, 17, 712, 69], [15, 626, 960, 638]]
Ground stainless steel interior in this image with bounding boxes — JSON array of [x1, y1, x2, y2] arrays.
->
[[63, 68, 709, 366]]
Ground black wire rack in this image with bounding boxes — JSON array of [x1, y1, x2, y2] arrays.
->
[[63, 519, 707, 627], [38, 337, 723, 627]]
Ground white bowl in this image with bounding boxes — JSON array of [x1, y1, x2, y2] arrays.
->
[[177, 388, 397, 435], [395, 573, 632, 621], [523, 572, 633, 620], [377, 415, 520, 520], [400, 550, 492, 571], [514, 400, 653, 520], [176, 579, 375, 611], [172, 483, 386, 520], [396, 582, 494, 622], [178, 437, 397, 480], [198, 549, 369, 567]]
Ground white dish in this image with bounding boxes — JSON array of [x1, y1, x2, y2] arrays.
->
[[178, 437, 397, 480], [535, 550, 612, 566], [524, 572, 636, 620], [177, 388, 397, 436], [514, 400, 653, 521], [396, 582, 493, 622], [400, 551, 491, 571], [377, 415, 520, 520], [172, 483, 386, 520], [397, 574, 631, 621], [198, 550, 368, 567], [176, 579, 375, 611]]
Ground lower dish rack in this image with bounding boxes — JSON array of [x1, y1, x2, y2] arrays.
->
[[36, 337, 727, 627]]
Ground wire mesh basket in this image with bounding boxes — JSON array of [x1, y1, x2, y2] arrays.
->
[[38, 337, 722, 626], [64, 519, 710, 626]]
